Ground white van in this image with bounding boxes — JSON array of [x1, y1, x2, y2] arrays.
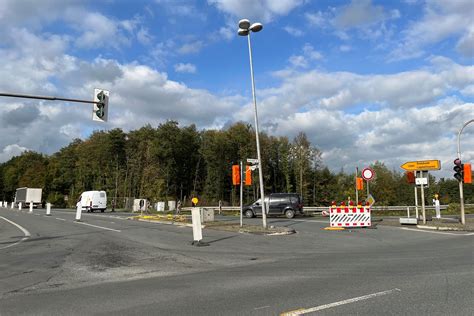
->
[[77, 191, 107, 213]]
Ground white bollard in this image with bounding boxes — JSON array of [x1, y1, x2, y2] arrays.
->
[[75, 202, 82, 221], [11, 202, 14, 209], [19, 202, 22, 211], [46, 203, 51, 216], [29, 202, 33, 213], [190, 207, 208, 246]]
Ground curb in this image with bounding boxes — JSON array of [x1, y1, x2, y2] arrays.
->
[[416, 225, 468, 232]]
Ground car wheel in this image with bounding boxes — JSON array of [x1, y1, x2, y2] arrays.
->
[[285, 209, 295, 219], [244, 209, 254, 218], [101, 209, 105, 213]]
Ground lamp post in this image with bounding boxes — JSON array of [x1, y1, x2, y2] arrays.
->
[[238, 19, 267, 229]]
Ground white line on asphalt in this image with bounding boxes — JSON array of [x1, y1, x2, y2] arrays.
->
[[280, 288, 401, 315], [55, 217, 66, 221], [74, 221, 121, 232], [254, 306, 270, 310], [290, 219, 328, 223], [0, 216, 31, 250], [400, 227, 474, 236]]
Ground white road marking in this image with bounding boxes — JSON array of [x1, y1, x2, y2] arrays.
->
[[400, 227, 474, 236], [0, 216, 31, 250], [254, 305, 270, 310], [290, 219, 328, 223], [74, 221, 121, 232], [281, 288, 401, 315], [55, 217, 66, 221]]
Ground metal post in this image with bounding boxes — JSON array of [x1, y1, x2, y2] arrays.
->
[[366, 180, 370, 199], [456, 119, 473, 225], [240, 161, 243, 228], [355, 167, 359, 205], [414, 185, 419, 220], [247, 33, 267, 229], [420, 180, 426, 224]]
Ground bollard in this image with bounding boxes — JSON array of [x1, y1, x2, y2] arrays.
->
[[29, 202, 33, 213], [11, 202, 14, 209], [191, 207, 209, 246], [19, 202, 22, 211], [75, 202, 82, 221], [46, 203, 51, 216]]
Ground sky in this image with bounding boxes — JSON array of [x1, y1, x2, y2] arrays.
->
[[0, 0, 473, 179]]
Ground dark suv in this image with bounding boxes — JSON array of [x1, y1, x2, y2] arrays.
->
[[243, 193, 303, 219]]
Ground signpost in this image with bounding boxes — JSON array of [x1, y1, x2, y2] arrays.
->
[[401, 160, 441, 224], [361, 167, 375, 204]]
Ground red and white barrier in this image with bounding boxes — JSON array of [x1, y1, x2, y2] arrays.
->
[[329, 205, 371, 227]]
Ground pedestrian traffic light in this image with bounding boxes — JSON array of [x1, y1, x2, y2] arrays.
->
[[232, 165, 240, 185], [245, 165, 252, 185], [464, 163, 472, 184], [453, 158, 463, 182], [93, 88, 109, 122]]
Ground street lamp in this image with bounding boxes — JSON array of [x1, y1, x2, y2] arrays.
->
[[238, 19, 267, 229]]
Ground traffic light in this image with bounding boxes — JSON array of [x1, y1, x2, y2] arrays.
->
[[232, 165, 240, 185], [356, 177, 364, 190], [453, 158, 463, 182], [406, 171, 415, 184], [464, 163, 472, 184], [245, 165, 252, 185], [93, 88, 109, 122]]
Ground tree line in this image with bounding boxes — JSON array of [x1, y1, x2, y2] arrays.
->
[[0, 121, 471, 208]]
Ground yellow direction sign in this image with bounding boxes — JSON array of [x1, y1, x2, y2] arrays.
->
[[400, 160, 441, 171]]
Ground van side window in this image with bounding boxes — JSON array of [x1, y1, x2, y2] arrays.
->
[[100, 193, 105, 198]]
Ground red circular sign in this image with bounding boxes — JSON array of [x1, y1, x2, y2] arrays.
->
[[362, 168, 375, 181]]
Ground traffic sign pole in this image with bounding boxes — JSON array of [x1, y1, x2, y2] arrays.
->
[[420, 174, 426, 224], [240, 161, 243, 228], [456, 120, 473, 225], [414, 186, 419, 220], [355, 167, 359, 206]]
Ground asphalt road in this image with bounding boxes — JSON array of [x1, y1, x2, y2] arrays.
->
[[1, 207, 473, 315]]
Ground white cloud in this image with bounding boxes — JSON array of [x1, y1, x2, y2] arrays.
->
[[174, 63, 197, 74], [0, 144, 29, 162], [283, 26, 304, 37], [208, 0, 304, 23], [178, 41, 204, 54], [390, 0, 474, 60], [456, 26, 474, 58], [340, 45, 352, 52], [137, 27, 153, 45], [334, 0, 386, 29], [305, 11, 328, 28]]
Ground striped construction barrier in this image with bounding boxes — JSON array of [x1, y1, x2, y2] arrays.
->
[[329, 204, 371, 227]]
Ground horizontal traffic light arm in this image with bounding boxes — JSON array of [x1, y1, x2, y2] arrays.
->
[[0, 92, 102, 105]]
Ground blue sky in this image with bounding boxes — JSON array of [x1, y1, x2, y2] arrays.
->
[[0, 0, 473, 178]]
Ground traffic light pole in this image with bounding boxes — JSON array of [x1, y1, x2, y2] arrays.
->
[[0, 92, 100, 105], [456, 119, 473, 225]]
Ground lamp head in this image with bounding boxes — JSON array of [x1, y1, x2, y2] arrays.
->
[[238, 19, 250, 29], [249, 22, 263, 32], [238, 28, 249, 36]]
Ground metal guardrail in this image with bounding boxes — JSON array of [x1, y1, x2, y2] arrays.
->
[[184, 204, 474, 214]]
